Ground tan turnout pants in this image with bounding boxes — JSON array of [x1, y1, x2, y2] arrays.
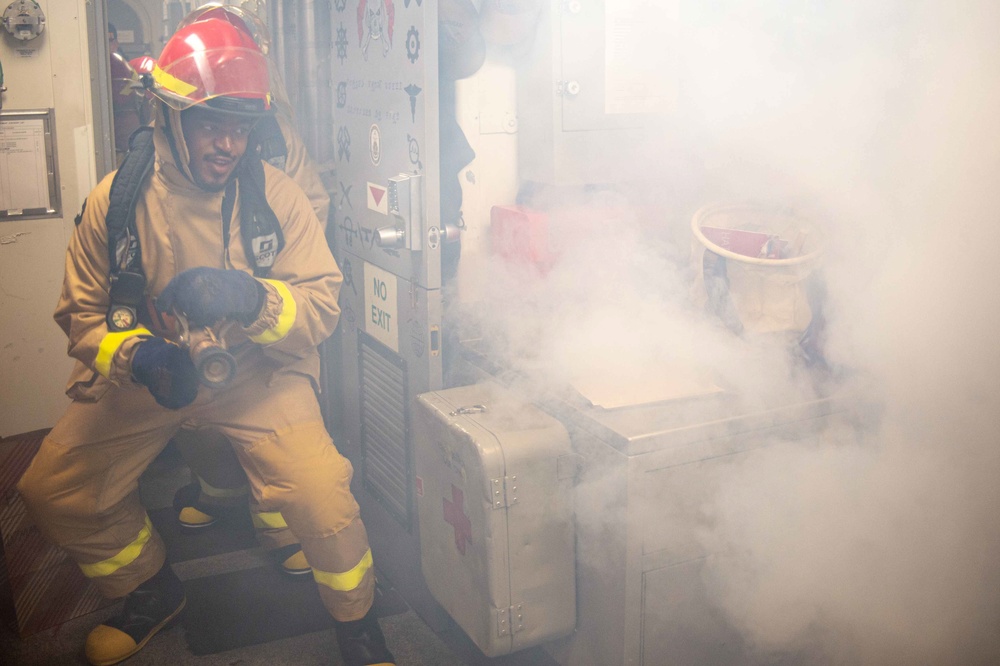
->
[[18, 365, 374, 622]]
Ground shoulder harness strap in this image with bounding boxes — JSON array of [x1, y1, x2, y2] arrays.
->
[[106, 126, 155, 276], [104, 126, 155, 331], [231, 155, 285, 278]]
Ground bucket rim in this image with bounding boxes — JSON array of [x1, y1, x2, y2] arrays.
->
[[692, 203, 822, 266]]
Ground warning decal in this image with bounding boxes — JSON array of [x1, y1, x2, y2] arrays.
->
[[367, 181, 388, 215]]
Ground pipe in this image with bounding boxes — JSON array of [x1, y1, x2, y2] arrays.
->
[[296, 0, 331, 163]]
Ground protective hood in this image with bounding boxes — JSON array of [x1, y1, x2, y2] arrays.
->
[[152, 101, 200, 192]]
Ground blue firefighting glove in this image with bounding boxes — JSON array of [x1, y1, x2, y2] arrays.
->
[[130, 337, 200, 409], [157, 267, 266, 327]]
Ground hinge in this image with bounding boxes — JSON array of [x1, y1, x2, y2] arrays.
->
[[495, 603, 526, 637], [490, 475, 519, 509]]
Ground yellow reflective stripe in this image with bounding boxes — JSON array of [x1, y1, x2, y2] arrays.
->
[[94, 327, 152, 378], [252, 511, 289, 530], [312, 549, 373, 593], [79, 515, 154, 579], [151, 63, 197, 97], [197, 477, 248, 499], [250, 279, 297, 344]]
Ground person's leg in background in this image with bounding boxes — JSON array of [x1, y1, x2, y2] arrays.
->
[[172, 426, 311, 575], [208, 369, 394, 665]]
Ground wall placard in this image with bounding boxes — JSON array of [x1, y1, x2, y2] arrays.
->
[[0, 108, 61, 220]]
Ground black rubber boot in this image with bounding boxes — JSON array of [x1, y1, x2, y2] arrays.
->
[[334, 606, 396, 666], [84, 563, 186, 665]]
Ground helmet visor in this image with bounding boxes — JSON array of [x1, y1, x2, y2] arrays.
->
[[151, 45, 271, 116]]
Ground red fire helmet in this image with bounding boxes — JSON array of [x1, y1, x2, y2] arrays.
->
[[150, 17, 271, 116], [129, 55, 156, 76], [110, 51, 139, 107]]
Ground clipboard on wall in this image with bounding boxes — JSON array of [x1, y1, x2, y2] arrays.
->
[[0, 108, 60, 221]]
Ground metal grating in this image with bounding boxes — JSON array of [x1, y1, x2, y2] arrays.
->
[[359, 333, 411, 528]]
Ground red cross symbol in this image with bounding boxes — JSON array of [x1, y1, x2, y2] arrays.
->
[[442, 484, 472, 555]]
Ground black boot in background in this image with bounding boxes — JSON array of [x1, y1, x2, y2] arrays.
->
[[334, 605, 396, 666]]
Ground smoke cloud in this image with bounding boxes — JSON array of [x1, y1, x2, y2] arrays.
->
[[456, 1, 1000, 663]]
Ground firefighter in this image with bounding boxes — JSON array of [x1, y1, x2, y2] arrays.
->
[[17, 17, 393, 666], [163, 1, 331, 580]]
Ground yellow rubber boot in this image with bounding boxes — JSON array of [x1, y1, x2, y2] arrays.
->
[[273, 543, 313, 576], [85, 564, 186, 666]]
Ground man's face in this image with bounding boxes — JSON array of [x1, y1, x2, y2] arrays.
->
[[180, 106, 256, 192], [108, 32, 119, 53]]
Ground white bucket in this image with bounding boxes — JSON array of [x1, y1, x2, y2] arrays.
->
[[691, 203, 823, 335]]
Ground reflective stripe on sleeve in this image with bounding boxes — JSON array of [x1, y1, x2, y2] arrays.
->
[[79, 515, 154, 579], [94, 327, 152, 378], [252, 511, 289, 530], [312, 548, 373, 592], [250, 279, 297, 344]]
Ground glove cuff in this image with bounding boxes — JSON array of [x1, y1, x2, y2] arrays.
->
[[242, 280, 282, 337], [115, 335, 152, 387], [239, 279, 269, 327]]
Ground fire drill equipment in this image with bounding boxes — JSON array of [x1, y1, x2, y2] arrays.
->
[[149, 17, 271, 115], [158, 267, 267, 389], [173, 312, 238, 389]]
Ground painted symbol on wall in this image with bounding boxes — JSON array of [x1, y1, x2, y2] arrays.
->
[[343, 301, 356, 325], [407, 133, 423, 170], [341, 257, 357, 296], [403, 0, 422, 7], [340, 215, 358, 248], [337, 125, 351, 162], [334, 0, 348, 12], [360, 226, 375, 248], [406, 26, 420, 63], [335, 23, 349, 64], [369, 124, 382, 166], [358, 0, 394, 60], [404, 83, 422, 122], [336, 81, 347, 108], [339, 181, 353, 209], [443, 485, 472, 555]]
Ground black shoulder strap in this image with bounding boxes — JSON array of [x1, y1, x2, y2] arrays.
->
[[106, 126, 155, 275], [235, 156, 285, 278]]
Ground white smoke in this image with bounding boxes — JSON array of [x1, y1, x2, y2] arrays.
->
[[457, 0, 1000, 663], [685, 1, 1000, 664]]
